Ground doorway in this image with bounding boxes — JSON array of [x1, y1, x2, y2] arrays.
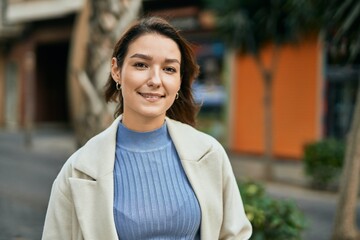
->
[[325, 66, 359, 139], [35, 41, 69, 125]]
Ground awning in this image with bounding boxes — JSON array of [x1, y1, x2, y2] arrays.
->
[[6, 0, 85, 24]]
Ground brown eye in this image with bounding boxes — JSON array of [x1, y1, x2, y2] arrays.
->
[[164, 67, 176, 73], [134, 62, 148, 69]]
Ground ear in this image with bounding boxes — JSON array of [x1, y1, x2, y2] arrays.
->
[[111, 57, 121, 83]]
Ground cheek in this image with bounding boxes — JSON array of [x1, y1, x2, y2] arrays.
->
[[164, 76, 181, 92], [121, 70, 146, 89]]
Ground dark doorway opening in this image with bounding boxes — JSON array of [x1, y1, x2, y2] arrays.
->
[[35, 41, 69, 125], [325, 66, 359, 139]]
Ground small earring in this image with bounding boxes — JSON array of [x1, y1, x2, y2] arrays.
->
[[116, 82, 121, 90], [175, 92, 179, 99]]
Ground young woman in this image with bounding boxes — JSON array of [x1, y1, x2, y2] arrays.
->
[[42, 16, 252, 240]]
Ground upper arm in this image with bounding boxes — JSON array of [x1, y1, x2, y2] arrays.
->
[[42, 178, 74, 240], [219, 147, 252, 240]]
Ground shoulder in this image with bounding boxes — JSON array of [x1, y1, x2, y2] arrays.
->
[[166, 118, 226, 159], [56, 117, 121, 181], [168, 118, 221, 143]]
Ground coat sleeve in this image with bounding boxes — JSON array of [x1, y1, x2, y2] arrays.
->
[[42, 178, 73, 239], [42, 156, 81, 240], [218, 146, 252, 240]]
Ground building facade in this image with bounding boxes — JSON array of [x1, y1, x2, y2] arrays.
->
[[0, 0, 82, 129]]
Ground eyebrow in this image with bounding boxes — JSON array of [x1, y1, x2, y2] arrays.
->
[[130, 53, 180, 65]]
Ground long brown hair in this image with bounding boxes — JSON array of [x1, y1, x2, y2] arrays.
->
[[104, 16, 200, 126]]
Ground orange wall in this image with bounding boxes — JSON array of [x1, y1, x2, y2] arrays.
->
[[231, 37, 322, 159]]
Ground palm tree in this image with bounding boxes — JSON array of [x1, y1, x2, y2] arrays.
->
[[202, 0, 316, 180], [326, 0, 360, 239], [68, 0, 142, 145]]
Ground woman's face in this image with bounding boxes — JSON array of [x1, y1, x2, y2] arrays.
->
[[111, 33, 181, 130]]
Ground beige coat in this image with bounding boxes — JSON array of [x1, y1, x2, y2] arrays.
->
[[42, 117, 252, 240]]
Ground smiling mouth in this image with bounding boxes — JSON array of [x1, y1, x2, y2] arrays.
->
[[138, 92, 165, 100]]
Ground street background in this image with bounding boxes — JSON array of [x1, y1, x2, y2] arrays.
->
[[1, 0, 360, 239], [1, 128, 359, 240]]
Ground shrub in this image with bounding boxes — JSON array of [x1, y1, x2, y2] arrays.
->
[[303, 138, 345, 189], [239, 180, 306, 240]]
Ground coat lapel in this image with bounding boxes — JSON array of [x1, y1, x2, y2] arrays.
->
[[69, 174, 117, 239], [166, 118, 221, 239], [69, 117, 121, 240], [166, 117, 212, 161]]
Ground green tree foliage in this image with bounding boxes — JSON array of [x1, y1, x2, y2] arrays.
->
[[319, 0, 360, 62], [202, 0, 317, 55]]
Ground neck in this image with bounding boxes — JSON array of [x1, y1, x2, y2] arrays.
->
[[121, 113, 166, 132]]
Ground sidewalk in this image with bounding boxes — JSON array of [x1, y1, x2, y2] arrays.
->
[[0, 128, 76, 240], [229, 152, 307, 186]]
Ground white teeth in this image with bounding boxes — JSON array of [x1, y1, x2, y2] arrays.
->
[[140, 93, 163, 99], [143, 94, 158, 98]]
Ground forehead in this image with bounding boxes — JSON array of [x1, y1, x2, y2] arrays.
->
[[126, 33, 181, 59]]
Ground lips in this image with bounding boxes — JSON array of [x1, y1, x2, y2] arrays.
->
[[138, 92, 165, 101]]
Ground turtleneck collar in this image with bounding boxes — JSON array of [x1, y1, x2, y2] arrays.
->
[[116, 121, 171, 151]]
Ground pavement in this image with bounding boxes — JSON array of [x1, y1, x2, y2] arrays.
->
[[0, 127, 359, 240], [0, 128, 76, 240]]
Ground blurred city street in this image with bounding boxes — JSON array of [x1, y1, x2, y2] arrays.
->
[[1, 0, 359, 239], [0, 128, 76, 240], [1, 128, 359, 240]]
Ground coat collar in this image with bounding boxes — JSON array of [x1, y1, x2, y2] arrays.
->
[[165, 116, 213, 161], [72, 116, 121, 180], [73, 116, 213, 179]]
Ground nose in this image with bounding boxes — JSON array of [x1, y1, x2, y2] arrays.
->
[[147, 68, 161, 88]]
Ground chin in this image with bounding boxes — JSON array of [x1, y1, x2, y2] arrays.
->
[[138, 109, 167, 119]]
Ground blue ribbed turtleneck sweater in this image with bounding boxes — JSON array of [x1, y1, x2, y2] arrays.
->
[[113, 121, 201, 239]]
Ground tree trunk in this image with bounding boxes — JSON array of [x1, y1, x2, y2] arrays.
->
[[253, 44, 280, 181], [68, 0, 141, 146], [262, 70, 274, 180], [332, 74, 360, 240]]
